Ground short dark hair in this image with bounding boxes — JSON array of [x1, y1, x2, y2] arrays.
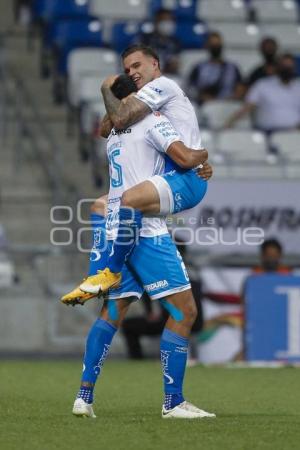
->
[[154, 7, 174, 18], [261, 238, 283, 254], [111, 74, 137, 100], [279, 53, 295, 63], [121, 44, 160, 69], [208, 31, 222, 40]]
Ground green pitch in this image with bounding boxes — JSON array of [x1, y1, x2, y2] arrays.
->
[[1, 360, 300, 450]]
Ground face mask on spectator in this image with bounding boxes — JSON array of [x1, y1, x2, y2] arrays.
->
[[278, 67, 295, 82], [209, 45, 223, 59], [263, 51, 276, 64], [156, 20, 176, 37]]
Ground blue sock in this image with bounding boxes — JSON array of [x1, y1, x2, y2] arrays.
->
[[160, 328, 188, 410], [88, 213, 108, 276], [78, 319, 117, 404], [108, 207, 142, 273]]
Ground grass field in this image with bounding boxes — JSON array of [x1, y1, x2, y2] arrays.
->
[[1, 360, 300, 450]]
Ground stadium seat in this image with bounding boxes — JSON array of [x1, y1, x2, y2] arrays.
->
[[196, 0, 247, 22], [77, 75, 107, 107], [201, 101, 252, 130], [284, 164, 300, 178], [208, 22, 262, 49], [271, 131, 300, 161], [32, 0, 90, 24], [262, 24, 300, 52], [149, 0, 196, 20], [225, 49, 261, 78], [175, 21, 208, 49], [179, 49, 208, 79], [80, 100, 106, 135], [110, 21, 140, 52], [89, 0, 148, 20], [199, 129, 216, 155], [252, 0, 298, 23], [230, 164, 283, 179], [217, 130, 268, 161], [49, 19, 104, 75], [67, 48, 118, 107]]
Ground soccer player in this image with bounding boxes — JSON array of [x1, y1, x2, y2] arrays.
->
[[80, 45, 211, 296], [71, 74, 216, 420]]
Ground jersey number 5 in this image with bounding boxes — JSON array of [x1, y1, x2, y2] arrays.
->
[[109, 149, 123, 187]]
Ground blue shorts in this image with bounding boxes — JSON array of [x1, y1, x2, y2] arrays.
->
[[163, 169, 207, 214], [107, 234, 191, 301]]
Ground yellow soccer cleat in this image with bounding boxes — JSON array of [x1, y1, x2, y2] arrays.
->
[[79, 268, 121, 295], [61, 283, 97, 306]]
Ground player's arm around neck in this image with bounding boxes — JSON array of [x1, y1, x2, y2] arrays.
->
[[101, 84, 151, 130], [167, 142, 208, 169]]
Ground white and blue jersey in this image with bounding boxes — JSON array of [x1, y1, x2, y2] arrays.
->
[[135, 75, 207, 213], [105, 112, 191, 300], [106, 112, 179, 240]]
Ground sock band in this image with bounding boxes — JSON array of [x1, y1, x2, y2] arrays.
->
[[161, 328, 188, 347]]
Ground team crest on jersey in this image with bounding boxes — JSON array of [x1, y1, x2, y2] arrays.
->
[[150, 86, 163, 94], [154, 111, 161, 117]]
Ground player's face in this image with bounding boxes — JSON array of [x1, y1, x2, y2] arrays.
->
[[123, 51, 159, 90]]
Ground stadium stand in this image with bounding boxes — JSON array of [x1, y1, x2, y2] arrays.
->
[[1, 0, 300, 363]]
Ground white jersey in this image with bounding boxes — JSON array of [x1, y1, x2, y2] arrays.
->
[[135, 75, 202, 150], [106, 112, 180, 240]]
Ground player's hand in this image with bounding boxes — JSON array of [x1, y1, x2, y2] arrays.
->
[[101, 75, 119, 89], [197, 161, 213, 180]]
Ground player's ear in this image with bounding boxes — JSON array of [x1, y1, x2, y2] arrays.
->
[[152, 57, 159, 70]]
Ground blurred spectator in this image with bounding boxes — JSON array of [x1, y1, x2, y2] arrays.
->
[[138, 8, 181, 75], [225, 54, 300, 133], [252, 238, 291, 274], [187, 31, 244, 105], [247, 37, 279, 87], [14, 0, 32, 26]]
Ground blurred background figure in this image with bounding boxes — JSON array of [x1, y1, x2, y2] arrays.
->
[[247, 37, 279, 87], [253, 238, 291, 274], [225, 54, 300, 133], [187, 31, 244, 105], [13, 0, 32, 26], [138, 8, 181, 75]]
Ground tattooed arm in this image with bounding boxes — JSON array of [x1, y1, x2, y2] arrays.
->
[[99, 114, 113, 138], [101, 84, 151, 130]]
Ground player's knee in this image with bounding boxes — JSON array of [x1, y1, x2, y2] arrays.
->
[[91, 195, 107, 216], [182, 297, 197, 326]]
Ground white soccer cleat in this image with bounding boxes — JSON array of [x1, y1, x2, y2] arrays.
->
[[72, 398, 96, 418], [162, 401, 216, 419]]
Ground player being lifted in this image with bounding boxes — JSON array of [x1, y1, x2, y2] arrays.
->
[[71, 74, 216, 419], [63, 45, 211, 303]]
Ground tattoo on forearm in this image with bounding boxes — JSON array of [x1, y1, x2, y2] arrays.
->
[[101, 86, 121, 122], [101, 86, 151, 129]]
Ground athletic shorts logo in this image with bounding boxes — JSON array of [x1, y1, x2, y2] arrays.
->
[[145, 280, 169, 292]]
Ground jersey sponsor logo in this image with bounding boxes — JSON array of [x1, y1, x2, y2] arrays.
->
[[111, 128, 132, 135], [150, 86, 163, 94], [145, 279, 169, 292]]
